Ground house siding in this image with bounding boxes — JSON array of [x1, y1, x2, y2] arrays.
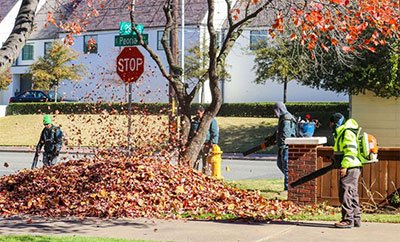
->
[[352, 92, 400, 147], [2, 0, 349, 105], [224, 29, 348, 102]]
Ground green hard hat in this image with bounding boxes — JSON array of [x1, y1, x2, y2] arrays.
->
[[43, 115, 52, 125]]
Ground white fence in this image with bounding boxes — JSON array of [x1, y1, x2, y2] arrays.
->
[[0, 105, 7, 117]]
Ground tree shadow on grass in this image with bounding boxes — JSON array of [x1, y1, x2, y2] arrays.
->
[[219, 121, 334, 153], [219, 125, 276, 153]]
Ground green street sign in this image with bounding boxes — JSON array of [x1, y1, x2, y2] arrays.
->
[[114, 34, 149, 46], [119, 22, 144, 35]]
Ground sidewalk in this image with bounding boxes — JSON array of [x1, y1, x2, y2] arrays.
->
[[0, 146, 277, 161], [0, 216, 397, 242]]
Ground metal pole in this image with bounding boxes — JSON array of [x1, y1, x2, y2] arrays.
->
[[181, 0, 185, 83], [128, 0, 136, 152], [127, 83, 132, 150], [169, 0, 179, 136]]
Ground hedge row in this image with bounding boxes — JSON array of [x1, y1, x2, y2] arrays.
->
[[6, 102, 171, 116], [194, 102, 349, 124], [7, 102, 349, 122]]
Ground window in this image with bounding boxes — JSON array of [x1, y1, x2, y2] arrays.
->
[[157, 31, 169, 50], [34, 91, 47, 99], [22, 44, 34, 60], [44, 42, 52, 56], [250, 30, 268, 50], [21, 91, 34, 98], [216, 31, 221, 49], [84, 35, 98, 54], [219, 31, 226, 49]]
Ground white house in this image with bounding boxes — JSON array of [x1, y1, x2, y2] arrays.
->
[[0, 0, 348, 106]]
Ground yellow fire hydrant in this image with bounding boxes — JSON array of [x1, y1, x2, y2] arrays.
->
[[207, 144, 223, 179]]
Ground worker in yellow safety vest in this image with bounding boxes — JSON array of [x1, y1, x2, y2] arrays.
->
[[330, 113, 362, 229]]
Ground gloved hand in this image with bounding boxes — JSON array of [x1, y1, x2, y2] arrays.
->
[[264, 134, 276, 143], [53, 147, 60, 156], [340, 168, 347, 177]]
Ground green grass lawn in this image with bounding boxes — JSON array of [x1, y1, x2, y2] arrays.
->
[[226, 179, 286, 200], [0, 114, 278, 153], [228, 179, 400, 223]]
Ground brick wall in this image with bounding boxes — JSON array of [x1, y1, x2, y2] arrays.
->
[[285, 137, 327, 206]]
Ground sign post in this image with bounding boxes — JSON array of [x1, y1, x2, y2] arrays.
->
[[116, 47, 145, 148]]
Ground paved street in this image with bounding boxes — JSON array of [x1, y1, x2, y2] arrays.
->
[[0, 151, 282, 180], [0, 217, 398, 242], [0, 151, 91, 177]]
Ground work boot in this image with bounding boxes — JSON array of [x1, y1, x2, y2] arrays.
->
[[334, 220, 353, 228]]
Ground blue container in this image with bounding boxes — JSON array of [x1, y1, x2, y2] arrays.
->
[[300, 122, 316, 137]]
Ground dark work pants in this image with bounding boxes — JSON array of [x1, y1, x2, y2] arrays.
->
[[43, 152, 58, 167], [339, 167, 362, 224], [277, 147, 289, 191], [194, 143, 211, 174]]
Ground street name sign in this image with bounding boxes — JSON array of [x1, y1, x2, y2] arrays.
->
[[115, 34, 149, 46], [119, 22, 144, 35]]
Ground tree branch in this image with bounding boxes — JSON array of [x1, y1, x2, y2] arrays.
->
[[162, 1, 176, 70], [224, 0, 233, 27], [129, 0, 171, 84], [218, 0, 274, 63], [0, 0, 39, 71], [188, 76, 206, 101]]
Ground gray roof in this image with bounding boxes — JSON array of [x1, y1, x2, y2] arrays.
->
[[1, 0, 76, 40], [30, 0, 79, 40], [68, 0, 209, 32], [6, 0, 208, 40], [222, 0, 287, 29], [0, 0, 18, 23]]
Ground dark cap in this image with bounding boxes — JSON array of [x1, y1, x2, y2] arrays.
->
[[196, 105, 205, 112], [330, 113, 344, 125]]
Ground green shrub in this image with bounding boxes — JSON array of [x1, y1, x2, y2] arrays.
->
[[7, 102, 349, 123], [6, 102, 171, 115], [193, 102, 349, 123], [390, 189, 400, 207]]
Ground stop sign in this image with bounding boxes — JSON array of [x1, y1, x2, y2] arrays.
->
[[116, 47, 145, 83]]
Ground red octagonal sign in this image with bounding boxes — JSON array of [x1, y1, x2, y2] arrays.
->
[[116, 47, 145, 83]]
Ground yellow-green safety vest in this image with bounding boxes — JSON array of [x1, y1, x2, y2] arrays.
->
[[333, 119, 362, 169]]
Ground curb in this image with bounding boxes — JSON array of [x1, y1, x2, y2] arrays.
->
[[0, 146, 94, 155], [0, 146, 277, 161], [223, 153, 276, 161]]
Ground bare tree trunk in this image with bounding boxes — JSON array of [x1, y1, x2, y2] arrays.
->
[[0, 0, 39, 71], [129, 0, 274, 167], [168, 0, 179, 151], [181, 0, 223, 166], [283, 78, 288, 103]]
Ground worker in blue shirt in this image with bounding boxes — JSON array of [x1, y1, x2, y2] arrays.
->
[[189, 106, 219, 173]]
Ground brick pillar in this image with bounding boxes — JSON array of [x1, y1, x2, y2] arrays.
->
[[285, 137, 327, 206]]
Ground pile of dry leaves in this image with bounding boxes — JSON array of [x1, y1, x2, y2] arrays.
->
[[0, 151, 299, 219]]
